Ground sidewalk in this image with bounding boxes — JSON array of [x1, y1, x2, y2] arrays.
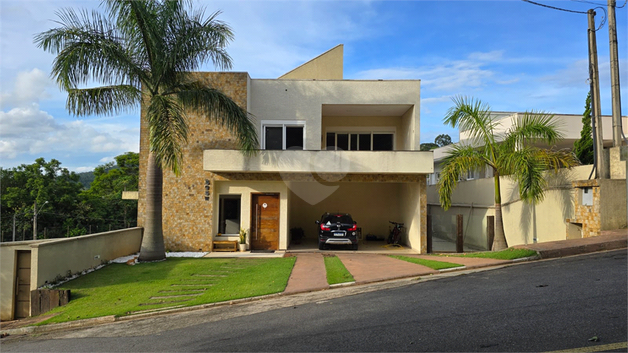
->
[[283, 230, 627, 294], [2, 231, 625, 336], [514, 230, 627, 258]]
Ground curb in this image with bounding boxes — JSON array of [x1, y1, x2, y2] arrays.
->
[[533, 241, 626, 259], [2, 247, 623, 338], [511, 255, 541, 262], [0, 256, 526, 337], [1, 315, 116, 336]]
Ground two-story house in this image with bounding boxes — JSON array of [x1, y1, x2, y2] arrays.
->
[[428, 111, 628, 185], [137, 45, 434, 253]]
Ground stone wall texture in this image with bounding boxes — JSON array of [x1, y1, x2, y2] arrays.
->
[[138, 72, 248, 251], [569, 180, 601, 238]]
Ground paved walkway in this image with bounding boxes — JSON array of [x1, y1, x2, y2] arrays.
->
[[336, 253, 437, 284], [283, 253, 328, 294]]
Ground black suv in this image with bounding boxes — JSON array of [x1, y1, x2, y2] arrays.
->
[[315, 213, 358, 250]]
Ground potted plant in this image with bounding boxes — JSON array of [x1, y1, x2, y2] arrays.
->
[[290, 227, 304, 244], [239, 228, 247, 252]]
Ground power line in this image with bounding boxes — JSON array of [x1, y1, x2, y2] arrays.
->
[[522, 0, 588, 14], [589, 6, 608, 31], [522, 0, 607, 30], [570, 0, 606, 6]]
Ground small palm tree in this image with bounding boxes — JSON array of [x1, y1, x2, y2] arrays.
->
[[35, 0, 258, 261], [438, 96, 579, 250]]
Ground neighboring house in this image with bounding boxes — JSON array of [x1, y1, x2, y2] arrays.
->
[[425, 111, 627, 250], [137, 45, 434, 253], [428, 111, 628, 185]]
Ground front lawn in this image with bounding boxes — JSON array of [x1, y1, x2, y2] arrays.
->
[[39, 257, 295, 325], [324, 255, 354, 285], [439, 248, 538, 260], [389, 256, 463, 270]]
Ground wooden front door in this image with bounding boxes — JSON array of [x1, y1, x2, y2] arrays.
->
[[250, 194, 280, 250], [15, 250, 31, 319]]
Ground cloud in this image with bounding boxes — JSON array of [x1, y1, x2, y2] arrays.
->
[[353, 51, 509, 92], [99, 156, 115, 163], [75, 166, 95, 173], [0, 104, 138, 160], [467, 50, 504, 62], [540, 58, 628, 89], [208, 0, 383, 77], [422, 96, 452, 105], [0, 68, 53, 109]]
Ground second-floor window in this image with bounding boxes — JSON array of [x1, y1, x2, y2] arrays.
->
[[262, 121, 305, 150], [325, 131, 394, 151]]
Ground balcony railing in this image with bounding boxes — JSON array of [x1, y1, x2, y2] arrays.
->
[[203, 149, 433, 174]]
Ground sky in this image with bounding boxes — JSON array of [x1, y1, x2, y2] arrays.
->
[[1, 0, 627, 172]]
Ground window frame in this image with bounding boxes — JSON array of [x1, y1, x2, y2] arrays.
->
[[324, 126, 397, 151], [261, 120, 306, 150], [218, 194, 242, 235]]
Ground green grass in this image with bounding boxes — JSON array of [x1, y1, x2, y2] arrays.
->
[[324, 256, 354, 285], [37, 257, 295, 325], [390, 256, 463, 270], [438, 248, 538, 260]]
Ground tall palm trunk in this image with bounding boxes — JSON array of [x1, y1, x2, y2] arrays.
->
[[492, 173, 508, 250], [139, 152, 166, 261]]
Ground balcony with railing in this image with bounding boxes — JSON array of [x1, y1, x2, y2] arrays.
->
[[203, 149, 433, 174]]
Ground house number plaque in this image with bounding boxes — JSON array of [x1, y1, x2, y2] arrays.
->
[[262, 203, 268, 209]]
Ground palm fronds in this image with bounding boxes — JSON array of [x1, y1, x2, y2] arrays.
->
[[36, 0, 258, 172], [438, 145, 487, 210]]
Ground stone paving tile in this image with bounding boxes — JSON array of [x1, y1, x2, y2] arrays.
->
[[284, 253, 328, 294], [336, 253, 437, 284]]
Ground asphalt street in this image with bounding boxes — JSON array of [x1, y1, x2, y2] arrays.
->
[[2, 250, 626, 352]]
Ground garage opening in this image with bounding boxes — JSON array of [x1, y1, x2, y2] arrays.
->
[[287, 181, 422, 252]]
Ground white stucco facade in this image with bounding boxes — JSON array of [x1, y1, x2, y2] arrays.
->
[[203, 46, 432, 253]]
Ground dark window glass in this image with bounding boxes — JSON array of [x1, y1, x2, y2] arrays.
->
[[322, 214, 354, 224], [286, 126, 304, 150], [359, 134, 371, 150], [337, 134, 349, 151], [326, 133, 336, 150], [350, 134, 358, 151], [265, 126, 283, 150], [373, 134, 393, 151], [219, 196, 241, 234]]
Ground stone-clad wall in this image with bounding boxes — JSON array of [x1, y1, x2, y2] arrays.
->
[[570, 180, 601, 238], [138, 72, 249, 251]]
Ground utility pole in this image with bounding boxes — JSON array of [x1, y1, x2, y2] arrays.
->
[[588, 9, 608, 179], [608, 0, 623, 146], [32, 201, 48, 240]]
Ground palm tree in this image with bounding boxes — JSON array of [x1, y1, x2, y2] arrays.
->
[[35, 0, 258, 261], [438, 96, 579, 250]]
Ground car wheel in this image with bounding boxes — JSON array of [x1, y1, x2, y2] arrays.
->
[[352, 244, 358, 251], [319, 242, 325, 250]]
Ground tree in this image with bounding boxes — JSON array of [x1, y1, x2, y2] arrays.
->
[[438, 97, 579, 250], [434, 134, 452, 147], [82, 152, 139, 230], [35, 1, 258, 261], [573, 92, 594, 165], [421, 134, 453, 151], [1, 158, 83, 241], [420, 142, 439, 151]]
